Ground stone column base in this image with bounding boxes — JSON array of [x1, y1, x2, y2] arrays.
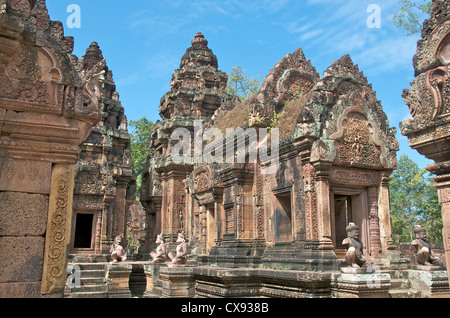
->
[[106, 264, 132, 298], [333, 272, 391, 298], [409, 269, 450, 298], [159, 266, 195, 298], [143, 264, 163, 298]]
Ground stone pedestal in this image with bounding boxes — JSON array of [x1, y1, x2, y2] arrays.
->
[[106, 264, 132, 298], [159, 266, 195, 298], [143, 264, 163, 298], [334, 271, 391, 298], [409, 269, 450, 298]]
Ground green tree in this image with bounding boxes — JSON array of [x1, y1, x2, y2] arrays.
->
[[392, 0, 432, 36], [389, 154, 442, 243], [129, 117, 154, 196], [226, 65, 262, 101]]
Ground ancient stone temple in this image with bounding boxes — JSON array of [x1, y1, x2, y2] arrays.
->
[[2, 0, 448, 299], [140, 32, 235, 252], [401, 0, 450, 280], [140, 32, 400, 274], [0, 0, 103, 296], [70, 42, 136, 259]]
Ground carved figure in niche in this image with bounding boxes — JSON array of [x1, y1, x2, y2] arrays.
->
[[342, 223, 367, 268], [150, 233, 167, 263], [110, 235, 128, 263], [168, 232, 187, 265], [410, 225, 443, 267]]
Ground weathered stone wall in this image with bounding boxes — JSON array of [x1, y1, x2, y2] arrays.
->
[[0, 0, 102, 297]]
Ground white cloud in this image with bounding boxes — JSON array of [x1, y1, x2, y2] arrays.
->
[[279, 0, 419, 75], [353, 35, 418, 75]]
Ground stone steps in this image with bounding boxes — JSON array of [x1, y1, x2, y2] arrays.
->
[[64, 262, 108, 298], [380, 266, 427, 298]]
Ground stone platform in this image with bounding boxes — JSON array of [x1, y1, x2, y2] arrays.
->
[[63, 259, 450, 298]]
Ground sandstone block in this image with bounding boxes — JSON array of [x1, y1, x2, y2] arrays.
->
[[0, 192, 48, 236]]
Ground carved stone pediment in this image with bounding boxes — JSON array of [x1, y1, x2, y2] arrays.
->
[[298, 55, 398, 170], [401, 0, 450, 162]]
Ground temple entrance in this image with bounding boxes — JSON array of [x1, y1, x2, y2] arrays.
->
[[333, 195, 352, 250], [331, 189, 370, 258], [72, 212, 95, 251]]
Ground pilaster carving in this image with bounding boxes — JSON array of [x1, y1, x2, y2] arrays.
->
[[41, 164, 75, 295]]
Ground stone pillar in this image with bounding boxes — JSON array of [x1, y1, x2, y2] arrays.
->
[[154, 197, 163, 238], [106, 264, 132, 298], [200, 205, 207, 253], [101, 200, 113, 254], [112, 181, 128, 239], [378, 174, 396, 254], [41, 164, 76, 295], [94, 213, 102, 254], [435, 176, 450, 270], [367, 187, 382, 258], [313, 162, 334, 250], [215, 201, 222, 243], [143, 264, 162, 298]]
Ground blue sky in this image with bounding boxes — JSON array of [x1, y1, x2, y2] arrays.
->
[[46, 0, 433, 169]]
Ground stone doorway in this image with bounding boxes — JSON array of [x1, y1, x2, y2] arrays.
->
[[333, 195, 353, 250], [331, 189, 370, 258], [71, 212, 96, 251]]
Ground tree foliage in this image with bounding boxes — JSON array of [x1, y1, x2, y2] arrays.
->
[[226, 65, 262, 101], [392, 0, 432, 36], [129, 117, 154, 196], [389, 154, 442, 243]]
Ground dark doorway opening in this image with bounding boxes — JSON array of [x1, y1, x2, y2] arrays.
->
[[334, 195, 353, 250], [73, 213, 94, 249]]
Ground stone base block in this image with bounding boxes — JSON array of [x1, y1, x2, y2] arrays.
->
[[408, 269, 450, 298], [143, 264, 163, 298], [106, 264, 132, 298], [194, 267, 332, 298], [333, 272, 391, 298], [159, 266, 195, 298], [0, 282, 43, 298]]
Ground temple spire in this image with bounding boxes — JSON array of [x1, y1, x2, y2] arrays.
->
[[83, 41, 104, 71], [191, 32, 208, 47]]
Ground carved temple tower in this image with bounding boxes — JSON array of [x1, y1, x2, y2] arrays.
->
[[140, 32, 234, 251], [70, 42, 136, 258]]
